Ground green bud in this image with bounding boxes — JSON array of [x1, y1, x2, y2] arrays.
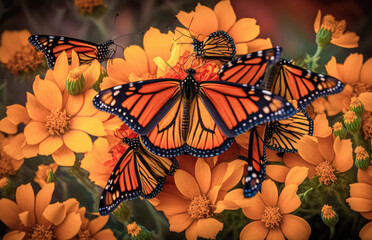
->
[[66, 68, 85, 95], [112, 201, 131, 222], [316, 28, 332, 47], [332, 122, 347, 139], [343, 111, 361, 133], [47, 169, 55, 183], [91, 68, 107, 92], [0, 177, 14, 196], [350, 97, 364, 117], [127, 221, 153, 240], [354, 146, 370, 170], [321, 205, 338, 227]]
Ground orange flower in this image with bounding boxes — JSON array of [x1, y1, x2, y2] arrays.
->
[[24, 75, 107, 166], [347, 166, 372, 240], [0, 133, 24, 178], [313, 10, 359, 48], [34, 163, 58, 187], [176, 1, 272, 55], [151, 157, 246, 240], [312, 54, 372, 116], [74, 0, 106, 14], [238, 180, 311, 240], [103, 27, 174, 89], [77, 207, 115, 239], [0, 183, 82, 239], [0, 29, 44, 74]]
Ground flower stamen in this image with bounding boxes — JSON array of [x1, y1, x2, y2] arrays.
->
[[6, 45, 44, 74], [45, 109, 71, 136], [30, 224, 54, 240], [187, 195, 212, 220], [261, 206, 282, 228], [78, 229, 91, 240], [316, 161, 337, 185]]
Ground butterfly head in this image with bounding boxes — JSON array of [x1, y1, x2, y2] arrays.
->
[[185, 68, 196, 76], [122, 137, 140, 149], [192, 38, 203, 56]]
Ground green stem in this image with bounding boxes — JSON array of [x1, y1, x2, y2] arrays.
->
[[309, 45, 323, 72], [329, 226, 335, 239], [90, 18, 108, 40], [144, 200, 168, 239]]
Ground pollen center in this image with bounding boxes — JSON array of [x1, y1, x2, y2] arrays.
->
[[30, 224, 54, 240], [6, 44, 44, 74], [46, 109, 71, 136], [316, 161, 337, 185], [261, 206, 282, 228], [78, 229, 91, 240], [353, 83, 371, 96], [127, 222, 141, 237], [0, 134, 17, 177], [67, 68, 83, 82], [187, 195, 212, 220]]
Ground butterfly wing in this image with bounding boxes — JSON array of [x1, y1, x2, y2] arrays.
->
[[239, 127, 266, 198], [263, 59, 345, 109], [28, 35, 113, 69], [218, 47, 282, 87], [99, 138, 178, 216], [196, 30, 236, 61], [199, 81, 297, 138], [93, 79, 181, 135], [264, 107, 313, 152]]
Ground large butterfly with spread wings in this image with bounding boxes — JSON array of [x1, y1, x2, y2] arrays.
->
[[99, 137, 178, 215], [28, 35, 114, 69], [93, 68, 296, 158]]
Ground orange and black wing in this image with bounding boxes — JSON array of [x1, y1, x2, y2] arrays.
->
[[199, 81, 297, 138], [28, 35, 113, 69], [93, 79, 181, 135], [99, 137, 178, 216], [262, 59, 345, 109], [264, 107, 313, 153], [194, 30, 236, 61], [218, 47, 282, 87], [239, 126, 266, 198]]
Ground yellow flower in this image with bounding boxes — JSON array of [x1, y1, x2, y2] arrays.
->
[[239, 180, 311, 240], [313, 10, 359, 48], [34, 163, 58, 187], [103, 27, 174, 89], [24, 75, 107, 166], [176, 1, 272, 55], [151, 157, 245, 240], [0, 29, 44, 74], [347, 165, 372, 240], [77, 207, 116, 239], [0, 133, 24, 178], [0, 183, 82, 239]]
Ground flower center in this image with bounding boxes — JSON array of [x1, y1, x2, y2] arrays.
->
[[77, 229, 91, 240], [30, 224, 54, 240], [321, 204, 336, 219], [343, 111, 358, 124], [187, 195, 212, 220], [362, 112, 372, 139], [0, 134, 17, 177], [261, 206, 282, 229], [127, 222, 141, 237], [353, 83, 371, 96], [320, 15, 346, 39], [332, 122, 343, 132], [315, 161, 337, 185], [45, 109, 71, 136], [74, 0, 106, 13], [6, 44, 44, 74], [67, 68, 83, 83]]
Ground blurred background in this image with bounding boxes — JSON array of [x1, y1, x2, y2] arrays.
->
[[0, 0, 371, 239]]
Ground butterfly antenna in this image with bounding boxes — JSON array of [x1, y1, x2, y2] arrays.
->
[[112, 31, 144, 41], [162, 58, 179, 75], [186, 17, 195, 39]]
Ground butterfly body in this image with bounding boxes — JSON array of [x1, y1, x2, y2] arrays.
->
[[28, 35, 114, 69], [99, 137, 178, 215]]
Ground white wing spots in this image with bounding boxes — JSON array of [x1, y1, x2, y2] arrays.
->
[[262, 90, 272, 95], [110, 99, 116, 106], [113, 90, 120, 96], [264, 95, 272, 101], [114, 85, 122, 90], [263, 106, 270, 114]]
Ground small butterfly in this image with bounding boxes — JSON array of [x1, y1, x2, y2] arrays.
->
[[93, 68, 296, 158], [99, 136, 178, 215], [28, 35, 114, 69], [264, 100, 314, 153], [239, 126, 266, 198]]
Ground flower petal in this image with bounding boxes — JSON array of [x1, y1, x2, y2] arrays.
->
[[83, 60, 101, 90], [69, 117, 106, 136], [261, 180, 278, 207], [89, 215, 109, 235], [24, 121, 49, 145], [123, 45, 149, 77], [42, 202, 66, 225], [53, 51, 69, 91], [228, 18, 259, 43], [54, 212, 82, 239], [6, 104, 29, 125], [106, 58, 130, 84], [266, 165, 290, 183], [0, 117, 17, 134], [278, 184, 300, 214], [298, 135, 323, 166], [196, 218, 223, 239], [94, 229, 116, 240], [64, 93, 84, 116], [76, 89, 99, 117], [360, 221, 372, 240], [313, 10, 321, 33], [52, 145, 76, 166], [346, 198, 372, 212], [267, 228, 285, 240], [246, 38, 273, 53], [313, 114, 332, 138], [214, 0, 236, 32], [35, 183, 55, 223], [281, 214, 311, 240], [349, 183, 372, 200], [15, 184, 35, 227], [240, 221, 269, 240], [3, 231, 26, 240], [195, 158, 211, 195], [39, 136, 63, 155], [330, 31, 359, 48], [283, 153, 316, 178], [33, 76, 62, 111], [359, 92, 372, 112], [333, 137, 353, 173], [185, 221, 198, 240], [342, 53, 363, 84], [63, 130, 93, 153], [174, 170, 201, 199], [26, 92, 50, 122], [168, 213, 193, 233], [285, 167, 308, 186], [0, 198, 21, 228], [317, 134, 334, 163], [360, 58, 372, 85]]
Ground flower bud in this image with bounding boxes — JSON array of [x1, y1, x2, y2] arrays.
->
[[127, 221, 152, 240], [112, 201, 131, 222], [47, 169, 55, 183], [350, 97, 364, 117], [91, 68, 107, 92], [316, 28, 332, 47], [321, 204, 338, 227], [354, 146, 370, 170], [343, 111, 361, 133], [0, 177, 14, 195], [66, 68, 85, 95], [332, 122, 347, 139]]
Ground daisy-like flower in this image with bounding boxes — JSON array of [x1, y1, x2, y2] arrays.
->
[[102, 27, 175, 89], [0, 29, 44, 74], [77, 207, 116, 239], [176, 0, 272, 55], [0, 133, 24, 178], [347, 165, 372, 240], [313, 10, 359, 48], [150, 157, 246, 240], [0, 183, 82, 239], [34, 163, 58, 187], [239, 180, 311, 240]]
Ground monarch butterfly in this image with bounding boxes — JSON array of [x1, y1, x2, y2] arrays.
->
[[262, 58, 345, 109], [264, 101, 314, 153], [218, 46, 282, 87], [239, 126, 266, 198], [28, 35, 114, 69], [93, 68, 297, 158], [99, 136, 178, 216]]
